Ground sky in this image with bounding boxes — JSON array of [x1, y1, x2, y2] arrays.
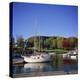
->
[[12, 2, 78, 39]]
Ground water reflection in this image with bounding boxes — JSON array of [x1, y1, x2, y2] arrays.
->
[[24, 63, 54, 72], [63, 61, 78, 74], [13, 60, 78, 74]]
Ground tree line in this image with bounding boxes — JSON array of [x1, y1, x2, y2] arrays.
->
[[10, 36, 78, 54]]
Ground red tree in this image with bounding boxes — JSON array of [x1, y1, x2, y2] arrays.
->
[[62, 39, 70, 49]]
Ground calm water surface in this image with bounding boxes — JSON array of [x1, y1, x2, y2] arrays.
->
[[12, 60, 78, 75]]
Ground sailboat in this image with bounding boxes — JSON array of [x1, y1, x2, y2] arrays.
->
[[22, 53, 51, 62], [22, 18, 51, 63], [22, 36, 51, 62]]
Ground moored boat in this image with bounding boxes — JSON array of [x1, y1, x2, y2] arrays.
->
[[22, 53, 51, 63], [62, 50, 78, 60]]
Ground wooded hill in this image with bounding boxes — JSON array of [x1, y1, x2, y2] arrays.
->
[[11, 36, 78, 54]]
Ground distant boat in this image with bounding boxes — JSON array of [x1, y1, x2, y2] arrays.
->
[[70, 55, 77, 60], [13, 55, 24, 64], [62, 50, 78, 60]]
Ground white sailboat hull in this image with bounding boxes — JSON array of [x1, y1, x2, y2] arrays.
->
[[22, 54, 51, 62], [23, 57, 50, 62]]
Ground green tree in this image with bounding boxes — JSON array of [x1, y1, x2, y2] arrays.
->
[[10, 37, 15, 53], [16, 36, 24, 48], [68, 37, 78, 50], [56, 37, 63, 49], [52, 37, 57, 49]]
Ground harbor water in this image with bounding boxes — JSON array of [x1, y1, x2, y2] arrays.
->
[[12, 54, 78, 77]]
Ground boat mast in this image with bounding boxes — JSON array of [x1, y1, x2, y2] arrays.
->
[[39, 35, 40, 52], [34, 17, 37, 53], [34, 17, 41, 53]]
